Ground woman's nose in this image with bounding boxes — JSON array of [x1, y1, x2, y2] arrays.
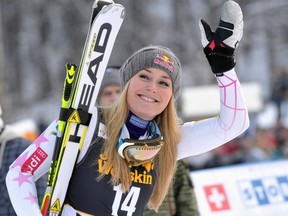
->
[[145, 82, 157, 93]]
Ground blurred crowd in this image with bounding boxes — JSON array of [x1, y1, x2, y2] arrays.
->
[[185, 124, 288, 170]]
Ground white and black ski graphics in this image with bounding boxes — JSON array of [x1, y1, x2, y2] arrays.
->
[[41, 2, 125, 215]]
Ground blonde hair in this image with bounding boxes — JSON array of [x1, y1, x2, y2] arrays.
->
[[99, 81, 181, 210]]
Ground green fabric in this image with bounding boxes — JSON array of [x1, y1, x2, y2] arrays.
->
[[142, 160, 199, 216]]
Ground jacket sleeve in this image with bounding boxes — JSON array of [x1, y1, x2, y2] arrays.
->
[[5, 119, 58, 216], [173, 160, 199, 216], [177, 69, 250, 160], [6, 106, 99, 216]]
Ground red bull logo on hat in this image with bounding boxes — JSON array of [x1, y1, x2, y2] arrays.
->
[[154, 54, 174, 72]]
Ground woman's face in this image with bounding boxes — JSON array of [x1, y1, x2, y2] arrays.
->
[[127, 68, 173, 120]]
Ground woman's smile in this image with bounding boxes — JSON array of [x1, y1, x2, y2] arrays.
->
[[139, 94, 157, 103]]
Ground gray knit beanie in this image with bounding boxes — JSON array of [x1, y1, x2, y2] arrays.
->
[[120, 45, 182, 99], [99, 66, 121, 96]]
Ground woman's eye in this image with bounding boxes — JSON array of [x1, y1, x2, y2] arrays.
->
[[139, 74, 149, 80], [159, 81, 169, 87]]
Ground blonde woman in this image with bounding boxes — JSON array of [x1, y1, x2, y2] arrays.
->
[[6, 1, 248, 215]]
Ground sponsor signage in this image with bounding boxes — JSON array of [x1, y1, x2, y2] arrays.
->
[[191, 160, 288, 216]]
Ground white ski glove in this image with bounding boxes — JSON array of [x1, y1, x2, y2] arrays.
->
[[199, 0, 243, 76]]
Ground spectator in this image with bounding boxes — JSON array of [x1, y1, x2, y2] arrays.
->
[[0, 104, 46, 215], [97, 66, 122, 107]]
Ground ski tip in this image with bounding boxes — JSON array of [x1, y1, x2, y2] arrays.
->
[[92, 0, 114, 9]]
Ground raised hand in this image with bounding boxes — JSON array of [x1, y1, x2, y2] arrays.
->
[[199, 0, 243, 76]]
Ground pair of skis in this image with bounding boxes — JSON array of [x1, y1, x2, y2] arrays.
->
[[40, 1, 125, 215]]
